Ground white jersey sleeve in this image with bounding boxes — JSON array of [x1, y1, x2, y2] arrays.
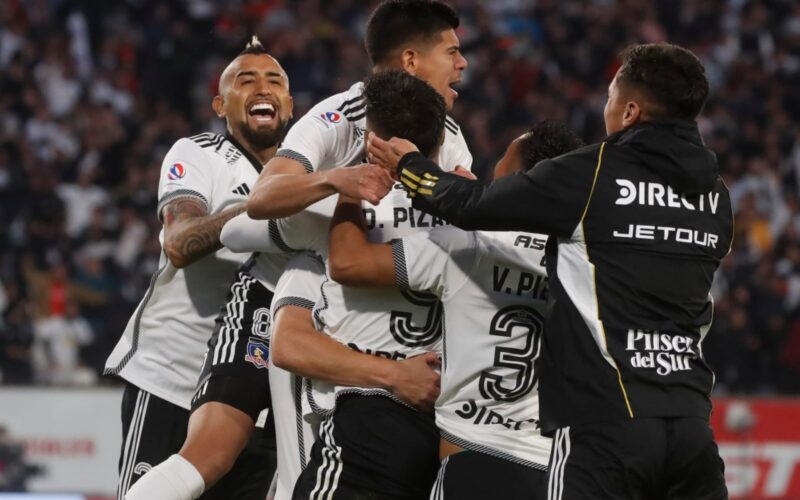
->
[[392, 226, 480, 299], [156, 138, 215, 219], [271, 253, 326, 313], [269, 252, 325, 500], [221, 196, 335, 255], [438, 117, 473, 172], [221, 213, 270, 253], [275, 100, 356, 173], [266, 196, 335, 255]]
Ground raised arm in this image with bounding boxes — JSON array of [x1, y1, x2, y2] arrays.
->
[[327, 195, 396, 287], [244, 110, 397, 222], [162, 199, 245, 268], [271, 305, 440, 412], [247, 158, 395, 220], [368, 134, 600, 236]]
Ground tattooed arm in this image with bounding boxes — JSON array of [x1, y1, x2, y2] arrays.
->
[[162, 198, 246, 269]]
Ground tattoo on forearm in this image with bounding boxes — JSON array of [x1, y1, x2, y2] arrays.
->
[[163, 198, 245, 266]]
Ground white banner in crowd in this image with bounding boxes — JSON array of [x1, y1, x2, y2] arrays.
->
[[0, 387, 121, 495]]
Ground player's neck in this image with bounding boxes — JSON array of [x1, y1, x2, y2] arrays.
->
[[249, 143, 279, 165], [371, 62, 402, 73], [227, 130, 279, 165]]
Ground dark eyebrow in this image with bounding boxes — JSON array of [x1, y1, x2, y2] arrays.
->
[[235, 70, 285, 79]]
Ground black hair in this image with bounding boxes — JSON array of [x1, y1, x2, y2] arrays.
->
[[363, 70, 446, 158], [239, 35, 269, 56], [518, 120, 585, 172], [365, 0, 459, 66], [616, 43, 709, 122]]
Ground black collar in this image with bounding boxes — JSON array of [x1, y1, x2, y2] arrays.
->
[[606, 120, 703, 147], [225, 133, 264, 174]]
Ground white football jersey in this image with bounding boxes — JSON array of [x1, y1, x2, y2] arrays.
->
[[260, 190, 464, 414], [268, 253, 325, 500], [395, 228, 551, 469], [275, 81, 472, 175], [104, 133, 269, 409], [247, 80, 472, 408]]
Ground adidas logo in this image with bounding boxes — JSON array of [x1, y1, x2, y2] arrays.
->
[[232, 183, 251, 196]]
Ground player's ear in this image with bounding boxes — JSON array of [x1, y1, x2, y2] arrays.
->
[[622, 100, 641, 128], [400, 48, 418, 74], [212, 95, 225, 118]]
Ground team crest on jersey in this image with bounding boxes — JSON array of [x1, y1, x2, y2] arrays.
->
[[167, 163, 186, 180], [244, 338, 270, 369], [321, 111, 341, 123]]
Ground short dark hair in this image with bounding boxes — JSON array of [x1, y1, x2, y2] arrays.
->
[[519, 121, 585, 172], [365, 0, 460, 66], [239, 35, 269, 56], [616, 43, 709, 122], [363, 70, 446, 158]]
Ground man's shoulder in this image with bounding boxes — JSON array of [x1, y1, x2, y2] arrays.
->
[[407, 225, 477, 254], [477, 230, 548, 274], [175, 133, 253, 169], [532, 142, 605, 176], [274, 252, 326, 296], [169, 133, 223, 163], [186, 132, 226, 150], [306, 82, 366, 128], [557, 141, 605, 162], [437, 114, 472, 170], [444, 115, 461, 137]]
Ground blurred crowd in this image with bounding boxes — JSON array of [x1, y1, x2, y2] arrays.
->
[[0, 0, 798, 393]]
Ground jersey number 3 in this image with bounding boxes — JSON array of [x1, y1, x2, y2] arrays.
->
[[479, 305, 543, 402]]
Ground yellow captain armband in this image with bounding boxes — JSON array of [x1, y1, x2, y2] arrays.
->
[[400, 168, 438, 196]]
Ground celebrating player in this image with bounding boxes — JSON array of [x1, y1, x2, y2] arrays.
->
[[265, 251, 441, 500], [226, 2, 472, 496], [246, 0, 470, 220], [222, 68, 455, 499], [107, 38, 293, 500], [368, 43, 732, 499], [327, 121, 584, 500]]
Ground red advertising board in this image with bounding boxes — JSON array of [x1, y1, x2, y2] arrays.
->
[[711, 398, 800, 499]]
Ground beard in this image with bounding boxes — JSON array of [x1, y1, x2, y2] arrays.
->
[[237, 117, 288, 151]]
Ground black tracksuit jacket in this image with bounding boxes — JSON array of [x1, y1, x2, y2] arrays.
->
[[397, 120, 734, 434]]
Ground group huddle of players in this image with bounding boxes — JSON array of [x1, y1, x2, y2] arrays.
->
[[107, 1, 732, 500]]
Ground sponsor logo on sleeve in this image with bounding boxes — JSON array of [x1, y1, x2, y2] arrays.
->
[[321, 111, 341, 123], [167, 163, 186, 180]]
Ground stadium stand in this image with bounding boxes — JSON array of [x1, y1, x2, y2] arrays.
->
[[0, 0, 798, 396]]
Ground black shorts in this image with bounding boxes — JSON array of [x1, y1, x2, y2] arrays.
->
[[191, 270, 274, 421], [547, 417, 728, 500], [117, 383, 188, 499], [293, 393, 440, 500], [430, 450, 548, 500], [117, 383, 276, 500], [206, 422, 277, 500]]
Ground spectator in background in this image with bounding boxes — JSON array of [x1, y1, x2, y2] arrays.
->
[[57, 168, 110, 239], [31, 300, 95, 386], [115, 203, 149, 271], [0, 0, 797, 396]]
